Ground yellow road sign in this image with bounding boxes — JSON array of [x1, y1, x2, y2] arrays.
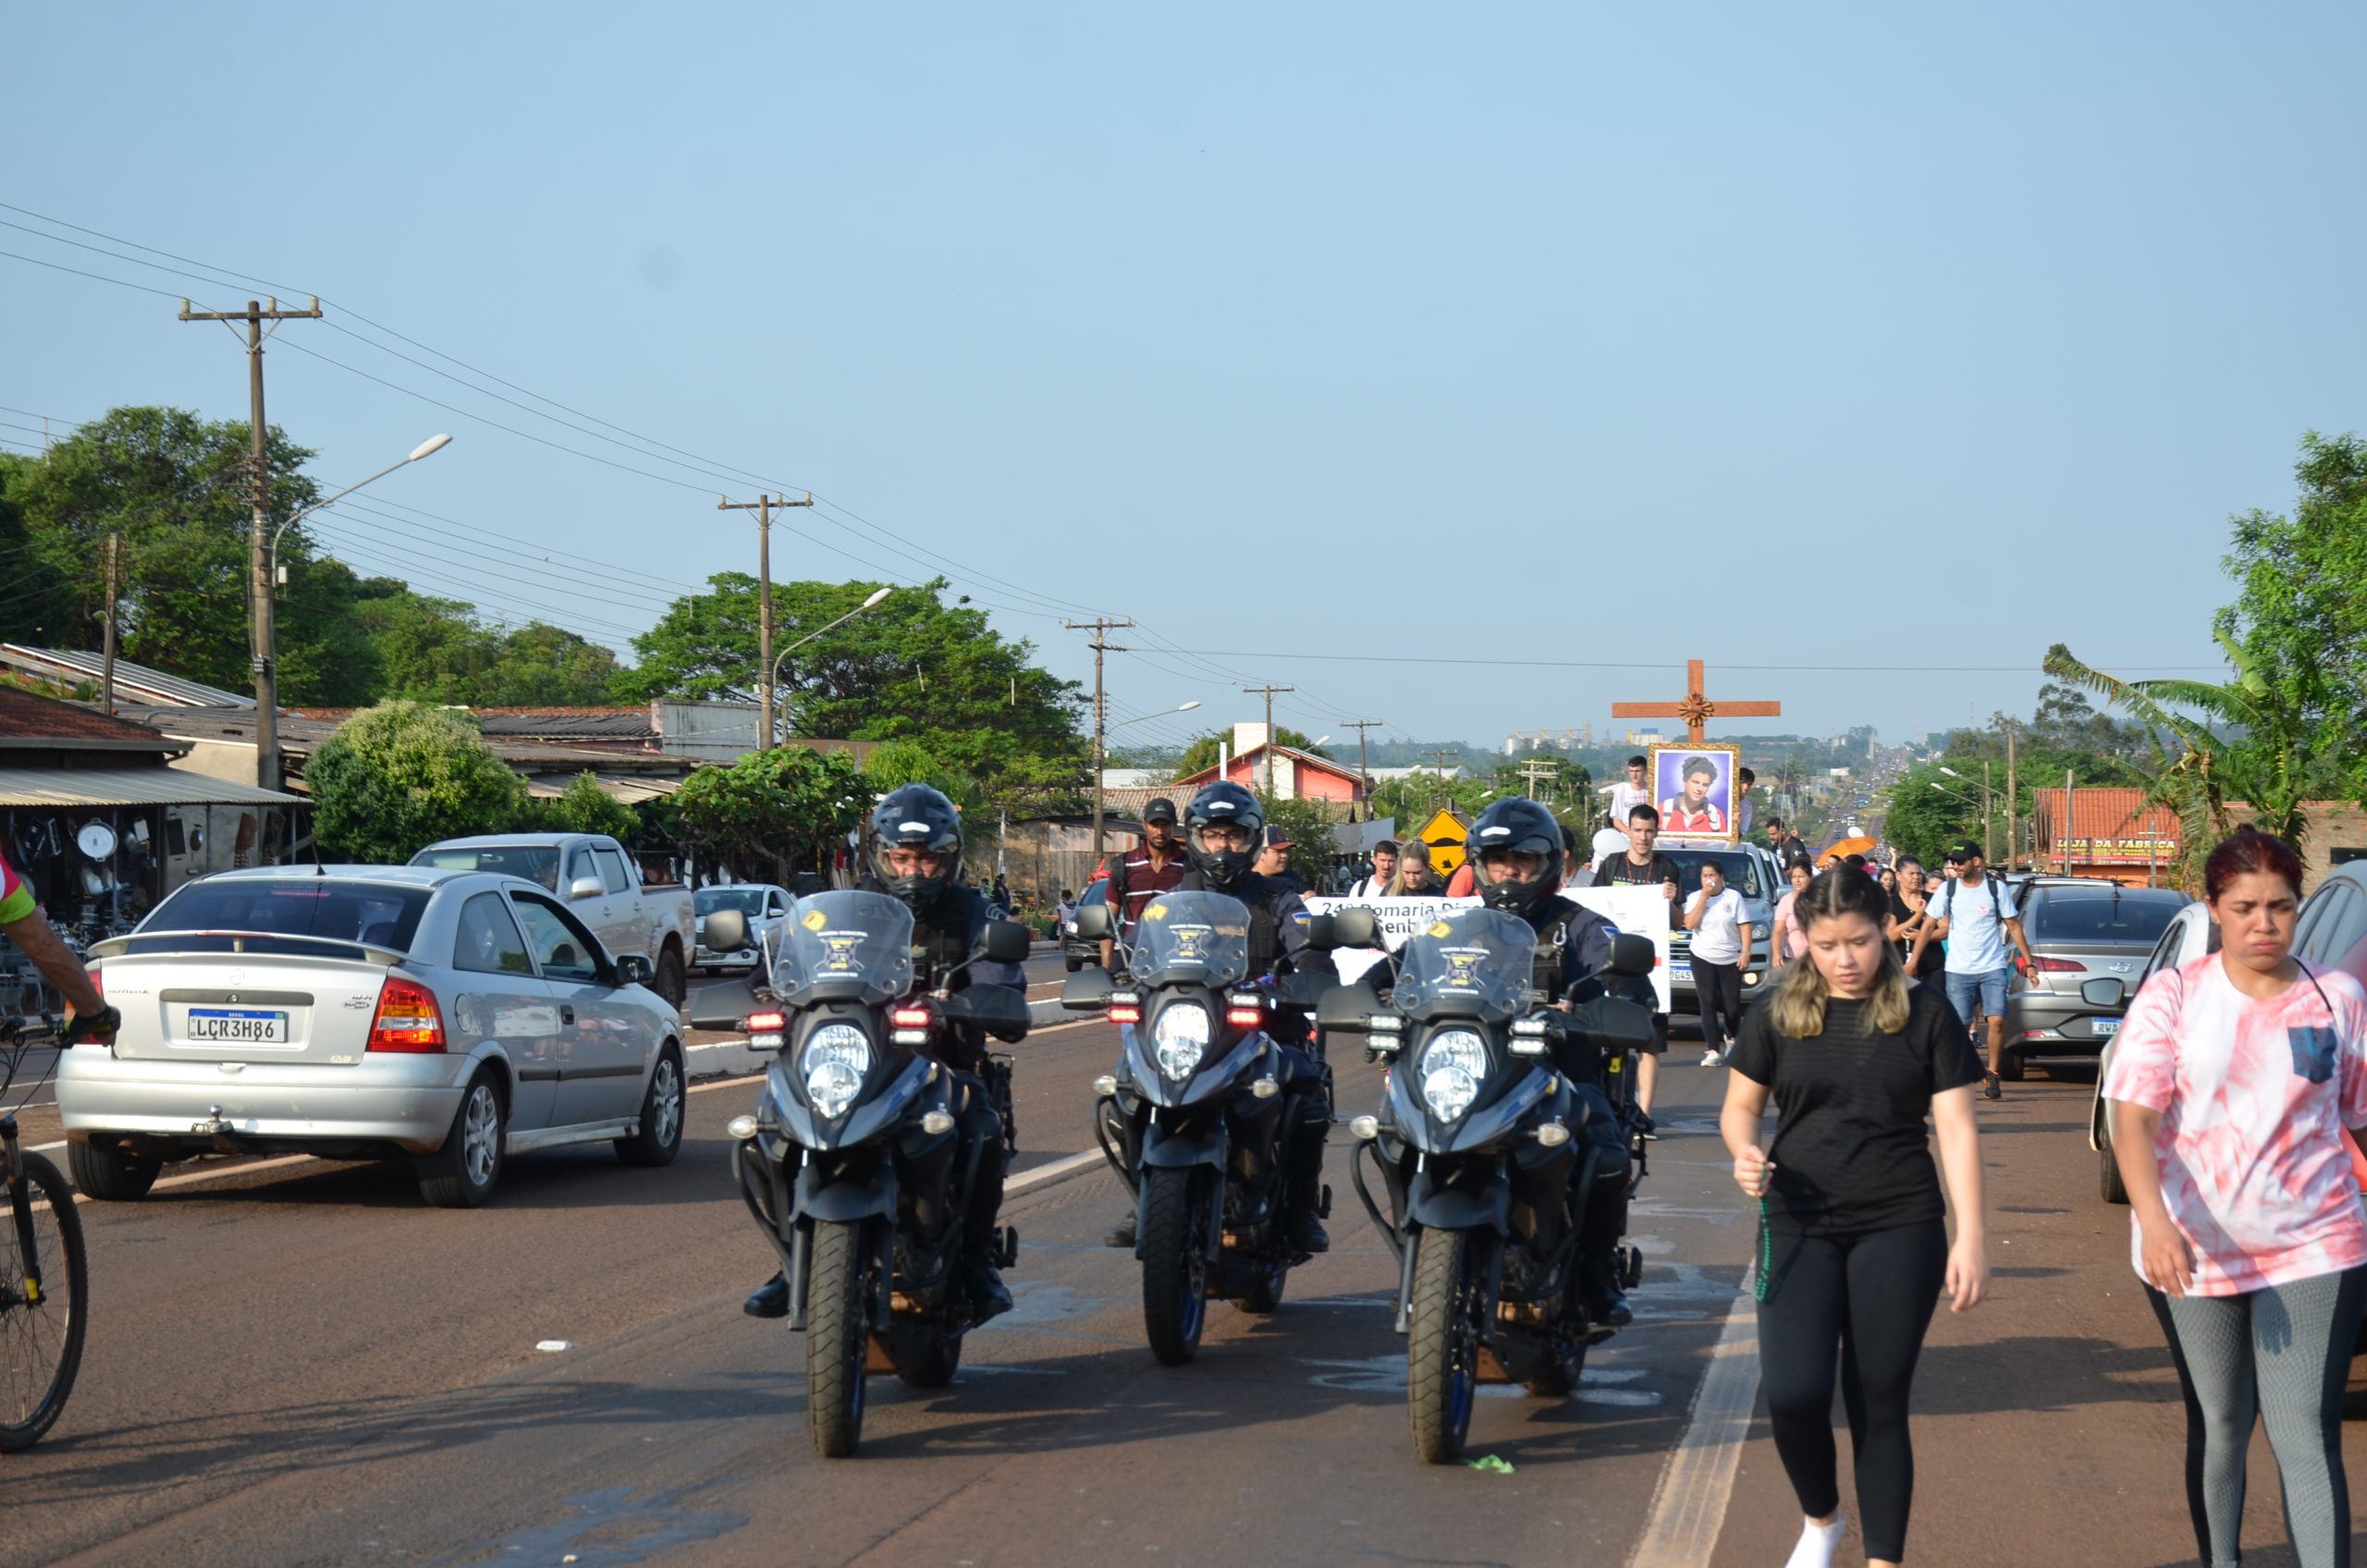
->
[[1415, 807, 1469, 875]]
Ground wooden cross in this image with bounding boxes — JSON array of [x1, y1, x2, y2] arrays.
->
[[1612, 659, 1782, 745]]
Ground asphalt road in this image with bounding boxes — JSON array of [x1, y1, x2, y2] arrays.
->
[[11, 1013, 2367, 1566]]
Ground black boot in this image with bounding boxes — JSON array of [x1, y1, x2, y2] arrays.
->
[[964, 1256, 1013, 1323], [743, 1270, 789, 1319], [1104, 1207, 1138, 1248], [1577, 1182, 1632, 1328], [1285, 1103, 1331, 1255]]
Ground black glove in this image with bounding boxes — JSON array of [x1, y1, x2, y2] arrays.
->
[[64, 1005, 121, 1044]]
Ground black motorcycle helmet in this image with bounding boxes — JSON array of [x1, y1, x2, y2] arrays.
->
[[1184, 781, 1264, 889], [1468, 797, 1564, 915], [868, 784, 963, 912]]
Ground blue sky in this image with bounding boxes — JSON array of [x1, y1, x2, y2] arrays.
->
[[9, 3, 2362, 753]]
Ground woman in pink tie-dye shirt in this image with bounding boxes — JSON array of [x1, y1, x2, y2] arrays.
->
[[2103, 829, 2367, 1568]]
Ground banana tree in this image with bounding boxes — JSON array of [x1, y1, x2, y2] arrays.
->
[[2042, 633, 2332, 848]]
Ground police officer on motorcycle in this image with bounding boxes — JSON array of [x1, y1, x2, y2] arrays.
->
[[746, 784, 1016, 1322], [1466, 797, 1638, 1327], [1102, 780, 1336, 1255]]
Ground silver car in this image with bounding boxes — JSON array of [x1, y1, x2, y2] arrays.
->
[[693, 883, 791, 972], [2088, 899, 2215, 1205], [60, 865, 687, 1208]]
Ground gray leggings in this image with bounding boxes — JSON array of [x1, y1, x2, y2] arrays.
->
[[2148, 1264, 2367, 1568]]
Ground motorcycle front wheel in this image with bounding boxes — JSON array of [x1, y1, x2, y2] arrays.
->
[[806, 1220, 872, 1457], [1140, 1167, 1208, 1366], [1407, 1227, 1482, 1464]]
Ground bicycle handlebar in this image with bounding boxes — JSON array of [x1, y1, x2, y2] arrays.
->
[[0, 1011, 111, 1047]]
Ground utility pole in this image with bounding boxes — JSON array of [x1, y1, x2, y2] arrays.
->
[[178, 295, 321, 790], [1428, 748, 1456, 808], [717, 492, 814, 748], [1342, 717, 1383, 814], [101, 532, 119, 717], [1242, 684, 1294, 797], [1066, 617, 1134, 866], [2005, 722, 2018, 870], [1982, 760, 1994, 864], [1517, 757, 1558, 800]]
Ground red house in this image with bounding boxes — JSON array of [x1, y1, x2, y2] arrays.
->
[[1171, 723, 1368, 805]]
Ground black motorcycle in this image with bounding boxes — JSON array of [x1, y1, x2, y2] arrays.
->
[[1066, 890, 1322, 1365], [698, 892, 1031, 1458], [1316, 905, 1654, 1463]]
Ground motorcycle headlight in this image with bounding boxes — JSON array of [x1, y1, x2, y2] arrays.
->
[[1151, 1002, 1209, 1080], [1419, 1028, 1489, 1122], [802, 1022, 872, 1120]]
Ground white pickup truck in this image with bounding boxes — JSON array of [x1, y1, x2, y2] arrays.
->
[[410, 833, 695, 1008]]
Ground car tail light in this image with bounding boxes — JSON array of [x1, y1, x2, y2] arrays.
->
[[368, 977, 446, 1053], [2030, 957, 2087, 974], [1109, 1003, 1143, 1024], [1225, 1007, 1262, 1028], [890, 1006, 931, 1029]]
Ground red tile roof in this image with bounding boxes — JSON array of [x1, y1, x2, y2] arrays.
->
[[0, 685, 174, 747], [2031, 787, 2179, 840]]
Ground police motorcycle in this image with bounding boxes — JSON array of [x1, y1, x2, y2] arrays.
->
[[1314, 904, 1656, 1463], [695, 894, 1031, 1458], [1063, 892, 1328, 1365]]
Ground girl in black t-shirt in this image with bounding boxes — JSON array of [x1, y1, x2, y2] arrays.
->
[[1721, 869, 1988, 1568]]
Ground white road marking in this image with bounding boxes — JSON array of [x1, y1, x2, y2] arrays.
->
[[1007, 1148, 1102, 1194], [1625, 1268, 1760, 1568]]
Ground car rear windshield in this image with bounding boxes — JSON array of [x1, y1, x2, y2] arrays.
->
[[139, 879, 435, 952], [696, 888, 767, 915], [2030, 895, 2183, 945], [1660, 851, 1770, 900], [410, 846, 561, 891]]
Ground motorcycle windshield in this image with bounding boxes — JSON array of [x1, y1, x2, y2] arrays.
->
[[1130, 890, 1252, 988], [1392, 906, 1537, 1023], [770, 890, 916, 1006]]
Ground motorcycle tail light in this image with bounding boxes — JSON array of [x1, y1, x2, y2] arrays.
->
[[890, 1006, 931, 1028], [1109, 1003, 1142, 1024], [1225, 1007, 1262, 1028]]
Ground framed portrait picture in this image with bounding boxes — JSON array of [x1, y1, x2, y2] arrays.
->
[[1650, 743, 1740, 842]]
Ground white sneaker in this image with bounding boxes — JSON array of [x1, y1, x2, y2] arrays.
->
[[1700, 1049, 1723, 1067]]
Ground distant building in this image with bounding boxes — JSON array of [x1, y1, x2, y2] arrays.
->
[[1625, 728, 1669, 749], [1171, 723, 1368, 805]]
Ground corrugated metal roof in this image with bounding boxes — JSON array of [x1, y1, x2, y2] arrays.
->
[[0, 686, 178, 748], [0, 766, 305, 807], [0, 644, 253, 708]]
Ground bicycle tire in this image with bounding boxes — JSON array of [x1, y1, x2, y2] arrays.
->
[[0, 1151, 87, 1450]]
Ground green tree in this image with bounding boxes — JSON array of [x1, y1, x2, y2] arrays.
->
[[533, 771, 641, 842], [0, 406, 395, 701], [1882, 764, 1984, 867], [622, 576, 1086, 780], [1170, 727, 1330, 779], [669, 746, 868, 882], [862, 738, 976, 805], [308, 701, 527, 862], [1368, 771, 1496, 828]]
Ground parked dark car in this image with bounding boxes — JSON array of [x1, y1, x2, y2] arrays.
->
[[2000, 884, 2189, 1081], [1062, 880, 1110, 973]]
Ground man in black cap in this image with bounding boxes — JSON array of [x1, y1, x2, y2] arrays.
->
[[1100, 796, 1191, 969], [1253, 825, 1305, 898]]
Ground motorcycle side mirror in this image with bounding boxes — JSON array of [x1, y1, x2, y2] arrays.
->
[[1274, 969, 1334, 1008], [1061, 968, 1116, 1011], [944, 983, 1031, 1042], [982, 919, 1031, 964], [1603, 933, 1656, 978], [689, 1003, 746, 1031], [1307, 908, 1380, 950], [1316, 980, 1383, 1035], [1073, 903, 1114, 941], [703, 910, 749, 953]]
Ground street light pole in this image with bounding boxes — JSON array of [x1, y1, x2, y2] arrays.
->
[[768, 586, 894, 740]]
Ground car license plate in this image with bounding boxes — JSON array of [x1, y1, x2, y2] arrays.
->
[[185, 1007, 289, 1044], [2093, 1018, 2119, 1036], [1669, 963, 1691, 981]]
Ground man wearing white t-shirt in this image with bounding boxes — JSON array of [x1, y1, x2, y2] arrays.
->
[[1911, 840, 2032, 1100], [1606, 755, 1651, 831], [1348, 839, 1400, 900], [1684, 860, 1752, 1066]]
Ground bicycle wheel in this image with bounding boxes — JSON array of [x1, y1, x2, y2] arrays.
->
[[0, 1152, 88, 1451]]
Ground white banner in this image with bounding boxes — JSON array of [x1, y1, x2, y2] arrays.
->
[[1305, 887, 1673, 1010]]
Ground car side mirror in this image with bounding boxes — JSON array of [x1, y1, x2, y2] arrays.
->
[[2080, 977, 2127, 1008], [703, 910, 748, 953], [982, 919, 1031, 964], [1307, 908, 1380, 950], [1074, 903, 1114, 941], [1061, 968, 1116, 1011], [569, 876, 606, 901], [616, 953, 655, 987], [1605, 933, 1656, 979]]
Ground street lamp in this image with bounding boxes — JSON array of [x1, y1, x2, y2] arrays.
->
[[256, 433, 452, 790], [767, 586, 895, 744]]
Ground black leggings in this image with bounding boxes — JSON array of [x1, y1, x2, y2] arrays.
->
[[1695, 959, 1744, 1052], [1758, 1219, 1948, 1562]]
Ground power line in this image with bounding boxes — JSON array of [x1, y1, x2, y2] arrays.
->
[[0, 248, 202, 300]]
